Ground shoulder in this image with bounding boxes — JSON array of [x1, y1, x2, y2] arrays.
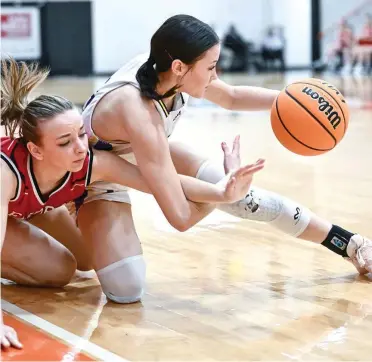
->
[[99, 83, 152, 112], [105, 85, 162, 128], [1, 137, 28, 178], [0, 156, 18, 202]]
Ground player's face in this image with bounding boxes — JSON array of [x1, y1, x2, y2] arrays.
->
[[179, 43, 220, 98], [38, 109, 88, 172]]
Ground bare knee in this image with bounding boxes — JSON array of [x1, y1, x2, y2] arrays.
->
[[4, 248, 77, 287], [29, 248, 77, 287], [2, 217, 78, 287], [43, 249, 77, 287]]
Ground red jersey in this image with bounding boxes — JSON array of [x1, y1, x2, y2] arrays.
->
[[338, 28, 353, 48], [1, 137, 93, 220]]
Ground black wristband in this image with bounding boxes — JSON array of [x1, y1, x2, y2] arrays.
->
[[321, 225, 354, 257]]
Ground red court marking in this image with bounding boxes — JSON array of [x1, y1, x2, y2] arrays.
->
[[2, 313, 96, 361]]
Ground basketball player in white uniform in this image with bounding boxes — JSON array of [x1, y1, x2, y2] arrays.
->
[[80, 15, 372, 305]]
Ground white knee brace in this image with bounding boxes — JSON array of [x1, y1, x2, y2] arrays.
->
[[96, 255, 146, 304], [218, 186, 312, 237], [196, 160, 312, 237]]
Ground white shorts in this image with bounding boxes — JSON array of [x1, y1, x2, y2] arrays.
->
[[78, 136, 138, 214], [88, 144, 137, 206], [84, 181, 132, 205], [66, 140, 136, 222], [67, 183, 131, 222]]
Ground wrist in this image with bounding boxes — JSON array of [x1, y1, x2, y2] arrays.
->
[[217, 172, 232, 187], [216, 174, 233, 203]]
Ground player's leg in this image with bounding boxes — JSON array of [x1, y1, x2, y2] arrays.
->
[[169, 141, 372, 274], [29, 205, 92, 271], [1, 217, 77, 286], [77, 196, 146, 304]]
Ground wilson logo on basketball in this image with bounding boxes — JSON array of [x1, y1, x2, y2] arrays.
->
[[302, 87, 341, 130]]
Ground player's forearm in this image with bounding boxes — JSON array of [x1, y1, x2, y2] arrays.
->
[[94, 152, 226, 205], [179, 174, 226, 204], [230, 86, 279, 111], [102, 165, 225, 205]]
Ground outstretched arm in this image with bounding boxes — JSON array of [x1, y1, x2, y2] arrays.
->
[[90, 138, 264, 205], [204, 78, 279, 111], [0, 159, 23, 350], [89, 88, 264, 231]]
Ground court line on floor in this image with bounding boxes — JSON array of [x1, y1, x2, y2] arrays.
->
[[1, 299, 129, 362]]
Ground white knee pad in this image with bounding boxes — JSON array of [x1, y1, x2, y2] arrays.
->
[[219, 186, 312, 237], [96, 255, 146, 304], [196, 160, 312, 237], [195, 160, 225, 184]]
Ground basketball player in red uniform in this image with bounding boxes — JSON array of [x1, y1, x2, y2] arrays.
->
[[335, 20, 354, 72], [0, 58, 264, 349]]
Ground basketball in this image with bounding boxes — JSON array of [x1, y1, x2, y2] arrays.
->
[[271, 78, 350, 156]]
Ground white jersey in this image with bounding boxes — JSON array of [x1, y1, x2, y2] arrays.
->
[[82, 53, 189, 149]]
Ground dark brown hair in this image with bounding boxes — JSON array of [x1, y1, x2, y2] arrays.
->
[[136, 14, 219, 100]]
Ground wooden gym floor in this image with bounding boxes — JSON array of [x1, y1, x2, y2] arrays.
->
[[2, 72, 372, 361]]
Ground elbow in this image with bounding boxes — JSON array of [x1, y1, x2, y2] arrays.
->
[[171, 219, 192, 232], [178, 223, 192, 232], [169, 213, 194, 232]]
